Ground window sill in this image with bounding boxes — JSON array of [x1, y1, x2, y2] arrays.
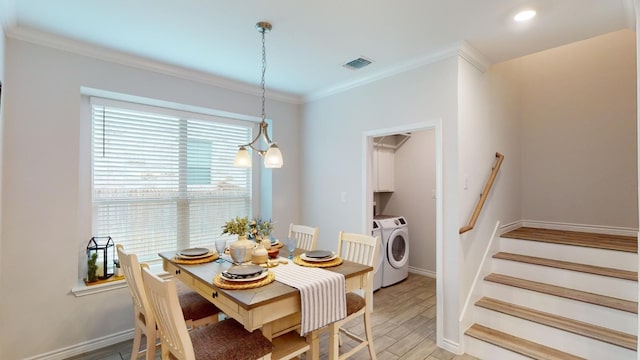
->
[[72, 262, 167, 297]]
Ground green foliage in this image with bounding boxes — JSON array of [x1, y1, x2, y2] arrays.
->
[[87, 252, 98, 282], [249, 218, 273, 243], [221, 216, 249, 236]]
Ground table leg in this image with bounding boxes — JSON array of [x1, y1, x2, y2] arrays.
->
[[306, 330, 320, 360]]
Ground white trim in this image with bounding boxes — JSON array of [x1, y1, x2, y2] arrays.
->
[[5, 26, 302, 105], [23, 329, 135, 360], [498, 220, 523, 234], [408, 266, 436, 278], [439, 337, 463, 355], [459, 221, 500, 322], [72, 263, 167, 297], [306, 42, 492, 102], [520, 220, 638, 237]]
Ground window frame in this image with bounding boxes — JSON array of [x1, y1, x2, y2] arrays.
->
[[76, 93, 263, 291]]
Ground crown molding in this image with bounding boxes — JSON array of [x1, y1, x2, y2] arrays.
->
[[5, 25, 303, 105], [305, 41, 492, 103]]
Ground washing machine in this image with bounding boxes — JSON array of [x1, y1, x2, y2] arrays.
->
[[376, 215, 409, 287], [371, 220, 383, 291]]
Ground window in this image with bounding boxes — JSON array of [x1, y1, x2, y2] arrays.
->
[[91, 98, 254, 263]]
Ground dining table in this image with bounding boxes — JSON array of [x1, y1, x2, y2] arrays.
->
[[159, 247, 373, 360]]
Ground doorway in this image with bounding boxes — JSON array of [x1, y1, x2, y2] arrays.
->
[[362, 120, 444, 345]]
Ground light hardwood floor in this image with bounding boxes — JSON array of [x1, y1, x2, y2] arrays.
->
[[68, 273, 478, 360]]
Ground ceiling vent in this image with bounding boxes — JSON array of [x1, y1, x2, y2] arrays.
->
[[343, 57, 373, 70]]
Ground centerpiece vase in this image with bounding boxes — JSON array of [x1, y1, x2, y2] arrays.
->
[[229, 235, 254, 263]]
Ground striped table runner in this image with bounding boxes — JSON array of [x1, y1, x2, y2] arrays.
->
[[271, 261, 346, 335]]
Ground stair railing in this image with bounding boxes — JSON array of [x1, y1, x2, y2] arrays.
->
[[459, 152, 504, 234]]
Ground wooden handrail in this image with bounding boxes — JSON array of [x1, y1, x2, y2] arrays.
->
[[459, 152, 504, 234]]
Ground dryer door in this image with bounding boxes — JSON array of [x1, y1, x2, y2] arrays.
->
[[386, 227, 409, 269]]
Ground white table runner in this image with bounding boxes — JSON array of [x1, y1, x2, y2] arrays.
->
[[271, 261, 346, 335]]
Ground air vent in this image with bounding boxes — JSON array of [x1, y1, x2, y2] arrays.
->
[[343, 57, 373, 70]]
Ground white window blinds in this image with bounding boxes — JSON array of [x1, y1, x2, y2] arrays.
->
[[91, 98, 253, 263]]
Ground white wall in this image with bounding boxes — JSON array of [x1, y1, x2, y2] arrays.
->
[[383, 130, 437, 275], [456, 54, 522, 341], [518, 29, 638, 229], [0, 37, 301, 359], [303, 56, 464, 345]]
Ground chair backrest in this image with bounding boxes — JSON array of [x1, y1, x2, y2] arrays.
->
[[142, 266, 195, 360], [336, 231, 379, 267], [288, 223, 319, 251], [117, 244, 154, 327]]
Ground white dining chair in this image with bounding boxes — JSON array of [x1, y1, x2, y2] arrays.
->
[[288, 223, 319, 251], [141, 266, 273, 360], [329, 231, 380, 360], [117, 244, 220, 360]]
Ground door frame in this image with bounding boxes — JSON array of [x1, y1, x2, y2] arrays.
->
[[362, 119, 443, 345]]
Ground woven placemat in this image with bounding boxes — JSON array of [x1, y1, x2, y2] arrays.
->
[[172, 252, 218, 264], [293, 255, 343, 268], [213, 271, 275, 290]]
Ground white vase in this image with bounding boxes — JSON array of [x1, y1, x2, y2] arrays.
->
[[229, 235, 254, 263], [251, 243, 269, 264]]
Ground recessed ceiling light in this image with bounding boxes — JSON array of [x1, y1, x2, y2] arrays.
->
[[514, 9, 536, 22]]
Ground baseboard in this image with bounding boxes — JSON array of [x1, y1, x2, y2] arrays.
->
[[23, 329, 134, 360], [438, 336, 462, 354], [408, 266, 436, 278], [520, 220, 638, 237]]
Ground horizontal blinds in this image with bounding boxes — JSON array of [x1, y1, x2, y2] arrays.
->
[[91, 100, 253, 262]]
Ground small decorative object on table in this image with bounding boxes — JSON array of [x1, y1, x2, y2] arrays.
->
[[222, 216, 254, 263], [249, 217, 274, 264]]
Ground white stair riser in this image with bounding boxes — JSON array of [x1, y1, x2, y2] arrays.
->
[[499, 238, 637, 271], [492, 260, 638, 301], [474, 306, 636, 360], [465, 335, 533, 360], [484, 282, 637, 335]]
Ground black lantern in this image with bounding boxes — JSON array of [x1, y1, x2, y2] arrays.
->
[[86, 236, 115, 281]]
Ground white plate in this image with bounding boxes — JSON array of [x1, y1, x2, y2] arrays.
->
[[220, 270, 268, 282], [301, 252, 337, 263], [176, 250, 214, 260]]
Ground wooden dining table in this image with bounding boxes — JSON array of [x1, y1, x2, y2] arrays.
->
[[159, 248, 373, 360]]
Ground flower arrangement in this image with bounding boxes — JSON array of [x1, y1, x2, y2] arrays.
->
[[248, 218, 274, 243], [221, 216, 249, 236]]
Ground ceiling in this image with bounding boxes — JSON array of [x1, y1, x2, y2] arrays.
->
[[0, 0, 635, 101]]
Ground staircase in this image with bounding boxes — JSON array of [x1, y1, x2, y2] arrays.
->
[[464, 227, 638, 360]]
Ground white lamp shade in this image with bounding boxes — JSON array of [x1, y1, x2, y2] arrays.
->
[[264, 143, 283, 168], [234, 147, 252, 167]]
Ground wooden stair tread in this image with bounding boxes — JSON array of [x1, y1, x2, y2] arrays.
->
[[501, 227, 637, 253], [465, 324, 585, 360], [485, 273, 637, 313], [476, 297, 637, 350], [493, 252, 638, 281]]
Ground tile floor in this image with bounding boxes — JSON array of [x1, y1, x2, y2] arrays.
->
[[67, 273, 478, 360]]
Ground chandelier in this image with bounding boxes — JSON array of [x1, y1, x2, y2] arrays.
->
[[234, 21, 283, 168]]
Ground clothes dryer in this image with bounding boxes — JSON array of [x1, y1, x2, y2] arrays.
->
[[377, 216, 409, 287]]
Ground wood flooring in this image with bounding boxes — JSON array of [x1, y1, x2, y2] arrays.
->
[[67, 273, 477, 360]]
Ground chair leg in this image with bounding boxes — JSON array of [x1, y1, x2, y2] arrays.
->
[[363, 311, 376, 360], [145, 323, 157, 360], [130, 326, 142, 360], [328, 322, 341, 360]]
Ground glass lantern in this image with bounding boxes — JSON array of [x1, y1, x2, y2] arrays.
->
[[86, 236, 115, 281]]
